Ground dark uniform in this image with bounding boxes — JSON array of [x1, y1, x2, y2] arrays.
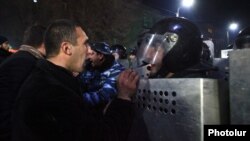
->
[[81, 61, 125, 106]]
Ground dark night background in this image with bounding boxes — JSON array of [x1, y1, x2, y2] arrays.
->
[[144, 0, 250, 56], [145, 0, 250, 26], [0, 0, 250, 57]]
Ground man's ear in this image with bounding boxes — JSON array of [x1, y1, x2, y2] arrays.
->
[[61, 42, 72, 55]]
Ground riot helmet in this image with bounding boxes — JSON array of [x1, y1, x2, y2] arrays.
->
[[234, 26, 250, 49], [136, 17, 202, 77], [110, 44, 127, 59]]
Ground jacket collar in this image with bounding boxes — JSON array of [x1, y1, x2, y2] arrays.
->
[[36, 59, 82, 94], [19, 45, 44, 59]]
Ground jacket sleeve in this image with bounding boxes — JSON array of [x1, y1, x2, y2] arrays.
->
[[82, 65, 125, 106]]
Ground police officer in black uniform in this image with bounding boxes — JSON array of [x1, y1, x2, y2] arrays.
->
[[136, 17, 215, 78]]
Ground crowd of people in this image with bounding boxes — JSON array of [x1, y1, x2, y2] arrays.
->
[[0, 17, 250, 141], [0, 19, 139, 141]]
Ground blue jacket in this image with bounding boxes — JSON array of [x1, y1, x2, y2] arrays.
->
[[80, 61, 125, 106]]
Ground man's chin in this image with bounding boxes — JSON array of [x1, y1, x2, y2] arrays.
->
[[149, 69, 158, 78]]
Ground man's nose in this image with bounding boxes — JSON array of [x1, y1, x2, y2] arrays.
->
[[86, 53, 91, 59], [145, 54, 153, 61]]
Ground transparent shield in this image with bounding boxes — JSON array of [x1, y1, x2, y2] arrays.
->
[[136, 33, 178, 67]]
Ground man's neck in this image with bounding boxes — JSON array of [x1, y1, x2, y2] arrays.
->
[[47, 56, 68, 71], [37, 47, 45, 56]]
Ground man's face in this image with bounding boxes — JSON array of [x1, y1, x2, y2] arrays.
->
[[87, 48, 103, 68], [129, 54, 136, 60], [144, 47, 165, 76], [70, 27, 89, 72]]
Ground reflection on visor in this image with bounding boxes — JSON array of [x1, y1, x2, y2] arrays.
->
[[143, 34, 164, 48], [137, 32, 178, 66]]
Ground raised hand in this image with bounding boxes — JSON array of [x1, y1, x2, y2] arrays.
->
[[117, 69, 139, 101]]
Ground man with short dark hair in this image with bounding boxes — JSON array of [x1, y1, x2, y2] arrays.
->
[[0, 24, 46, 141], [12, 19, 139, 141]]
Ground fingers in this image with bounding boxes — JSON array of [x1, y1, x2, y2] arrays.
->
[[132, 74, 140, 87], [122, 69, 139, 84], [127, 70, 139, 86], [123, 69, 133, 79], [118, 69, 126, 84], [117, 69, 139, 101], [118, 69, 139, 88]]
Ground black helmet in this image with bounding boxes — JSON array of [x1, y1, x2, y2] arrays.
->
[[90, 42, 112, 55], [110, 44, 127, 59], [234, 26, 250, 49], [136, 17, 202, 75]]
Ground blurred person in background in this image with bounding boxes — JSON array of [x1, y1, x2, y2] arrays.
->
[[110, 44, 129, 68], [0, 24, 46, 141], [0, 35, 12, 64]]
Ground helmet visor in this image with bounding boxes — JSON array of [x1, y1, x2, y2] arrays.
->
[[136, 33, 178, 66]]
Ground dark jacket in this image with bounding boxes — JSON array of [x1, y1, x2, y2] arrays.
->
[[11, 59, 134, 141], [0, 50, 42, 141], [0, 48, 12, 64]]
